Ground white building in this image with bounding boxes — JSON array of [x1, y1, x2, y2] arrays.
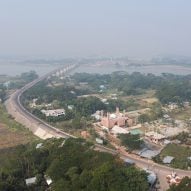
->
[[36, 143, 43, 149], [99, 85, 105, 89], [45, 176, 53, 186], [41, 109, 65, 117], [101, 98, 107, 103], [163, 156, 174, 164], [25, 177, 37, 186], [96, 138, 104, 144], [67, 105, 74, 110]]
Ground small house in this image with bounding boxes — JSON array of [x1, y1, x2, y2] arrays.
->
[[163, 156, 174, 164], [36, 143, 43, 149], [96, 138, 103, 144], [25, 177, 36, 186]]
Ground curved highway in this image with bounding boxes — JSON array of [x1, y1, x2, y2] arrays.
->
[[5, 65, 191, 191], [5, 64, 77, 139]]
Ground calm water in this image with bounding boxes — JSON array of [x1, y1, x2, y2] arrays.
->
[[71, 64, 191, 75], [0, 63, 61, 76], [1, 63, 191, 77]]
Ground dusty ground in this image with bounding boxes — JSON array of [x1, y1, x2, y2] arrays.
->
[[0, 123, 34, 149]]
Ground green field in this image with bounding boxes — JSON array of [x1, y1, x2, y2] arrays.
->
[[154, 143, 191, 170]]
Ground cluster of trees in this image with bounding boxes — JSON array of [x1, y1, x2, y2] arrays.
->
[[29, 96, 106, 124], [0, 88, 6, 101], [0, 71, 38, 102], [106, 98, 139, 112], [156, 78, 191, 104], [8, 71, 39, 89], [22, 72, 191, 127], [109, 72, 161, 95], [72, 72, 162, 95], [72, 72, 191, 104], [23, 81, 80, 104], [30, 96, 139, 126], [138, 103, 163, 123], [0, 138, 149, 191], [20, 71, 38, 83], [172, 132, 191, 145], [25, 77, 138, 124], [118, 134, 143, 151], [73, 97, 105, 117], [72, 73, 111, 91]]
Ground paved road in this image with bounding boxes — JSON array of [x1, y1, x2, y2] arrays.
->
[[5, 65, 191, 191], [5, 64, 77, 139], [95, 145, 191, 190]]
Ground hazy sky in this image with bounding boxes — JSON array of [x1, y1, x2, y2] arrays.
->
[[0, 0, 191, 59]]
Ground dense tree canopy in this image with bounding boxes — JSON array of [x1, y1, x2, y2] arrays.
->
[[138, 103, 163, 123], [118, 134, 143, 151], [20, 71, 38, 83], [0, 138, 149, 191], [22, 72, 191, 130], [72, 72, 191, 104]]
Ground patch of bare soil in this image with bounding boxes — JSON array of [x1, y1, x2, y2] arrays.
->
[[0, 123, 32, 149]]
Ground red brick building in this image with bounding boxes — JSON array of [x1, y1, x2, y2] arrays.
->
[[100, 107, 133, 128]]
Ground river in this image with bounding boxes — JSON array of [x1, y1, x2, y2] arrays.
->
[[0, 63, 61, 76], [1, 62, 191, 76], [71, 64, 191, 75]]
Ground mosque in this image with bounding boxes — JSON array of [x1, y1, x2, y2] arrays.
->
[[100, 107, 133, 128]]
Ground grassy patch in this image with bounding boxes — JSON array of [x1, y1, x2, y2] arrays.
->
[[169, 107, 191, 120], [154, 143, 191, 170], [0, 104, 37, 149]]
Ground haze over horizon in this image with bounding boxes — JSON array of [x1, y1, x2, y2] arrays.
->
[[0, 0, 191, 59]]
